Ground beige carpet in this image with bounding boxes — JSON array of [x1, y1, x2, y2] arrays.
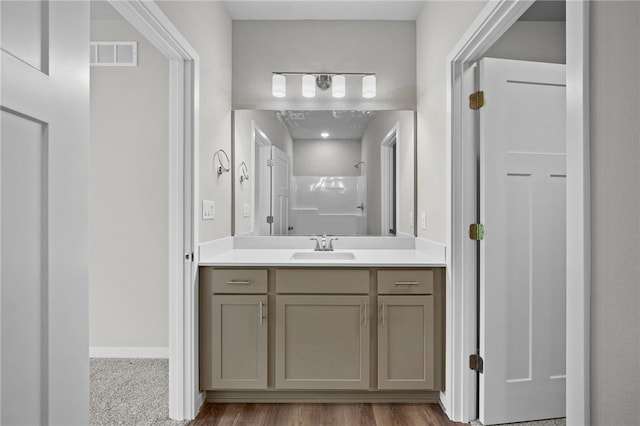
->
[[90, 358, 188, 426], [471, 417, 566, 426]]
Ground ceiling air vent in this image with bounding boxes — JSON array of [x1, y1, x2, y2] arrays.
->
[[90, 41, 137, 67]]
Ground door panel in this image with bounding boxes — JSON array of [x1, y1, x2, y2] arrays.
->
[[275, 295, 370, 389], [270, 146, 290, 235], [479, 58, 566, 425], [1, 110, 47, 426], [0, 1, 89, 424]]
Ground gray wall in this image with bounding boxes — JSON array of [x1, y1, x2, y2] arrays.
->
[[233, 110, 293, 235], [485, 21, 566, 64], [157, 1, 232, 243], [90, 19, 169, 348], [232, 20, 416, 110], [293, 139, 361, 176], [590, 2, 640, 424], [361, 110, 414, 235], [416, 1, 488, 243]]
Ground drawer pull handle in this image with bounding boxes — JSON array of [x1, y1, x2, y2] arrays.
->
[[394, 281, 419, 286], [225, 280, 252, 285]]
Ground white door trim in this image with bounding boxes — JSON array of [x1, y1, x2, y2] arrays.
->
[[445, 1, 590, 424], [380, 123, 399, 235], [106, 1, 200, 420], [250, 121, 272, 236]]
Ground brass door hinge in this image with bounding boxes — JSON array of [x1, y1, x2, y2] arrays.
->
[[469, 354, 484, 373], [469, 223, 484, 241], [469, 91, 485, 110]]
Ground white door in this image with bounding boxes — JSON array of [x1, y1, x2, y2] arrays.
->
[[1, 1, 89, 424], [479, 58, 566, 425], [270, 146, 290, 235]]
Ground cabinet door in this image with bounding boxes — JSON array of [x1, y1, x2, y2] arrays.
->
[[378, 295, 434, 389], [276, 295, 370, 389], [209, 295, 268, 389]]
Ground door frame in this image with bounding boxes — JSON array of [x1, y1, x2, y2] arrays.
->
[[250, 121, 272, 236], [107, 1, 199, 420], [380, 124, 399, 235], [445, 1, 590, 424]]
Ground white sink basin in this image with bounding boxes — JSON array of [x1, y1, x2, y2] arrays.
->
[[290, 251, 356, 261]]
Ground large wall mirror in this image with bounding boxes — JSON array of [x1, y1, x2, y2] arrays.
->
[[233, 110, 416, 236]]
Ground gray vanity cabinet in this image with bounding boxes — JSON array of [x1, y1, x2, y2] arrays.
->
[[275, 269, 370, 390], [377, 270, 436, 390], [200, 268, 268, 390], [275, 294, 370, 390]]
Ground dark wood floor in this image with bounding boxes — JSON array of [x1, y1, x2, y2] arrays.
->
[[189, 403, 467, 426]]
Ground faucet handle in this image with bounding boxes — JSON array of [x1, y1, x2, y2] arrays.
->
[[309, 237, 320, 251], [328, 237, 339, 251]]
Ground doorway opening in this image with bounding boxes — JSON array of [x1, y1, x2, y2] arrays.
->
[[89, 0, 199, 420], [381, 126, 399, 235], [446, 1, 589, 424]]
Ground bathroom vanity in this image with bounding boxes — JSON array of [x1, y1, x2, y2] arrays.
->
[[198, 244, 445, 403]]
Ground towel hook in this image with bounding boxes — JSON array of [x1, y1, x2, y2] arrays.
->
[[239, 161, 250, 183], [214, 149, 230, 176]]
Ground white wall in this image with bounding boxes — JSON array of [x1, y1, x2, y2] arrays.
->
[[157, 1, 232, 243], [233, 110, 293, 235], [293, 139, 361, 176], [590, 2, 640, 424], [90, 19, 169, 349], [361, 110, 414, 235], [485, 21, 566, 64], [416, 1, 488, 243], [232, 20, 416, 110]]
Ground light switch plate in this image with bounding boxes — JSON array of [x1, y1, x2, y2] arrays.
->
[[202, 200, 215, 220], [421, 212, 427, 230], [243, 203, 251, 218]]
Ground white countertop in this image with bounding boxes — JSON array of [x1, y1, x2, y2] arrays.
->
[[198, 248, 445, 267]]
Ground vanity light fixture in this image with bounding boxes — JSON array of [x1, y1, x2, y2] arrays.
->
[[332, 75, 346, 98], [271, 72, 376, 99], [362, 74, 376, 98], [302, 74, 316, 98], [272, 74, 286, 97]]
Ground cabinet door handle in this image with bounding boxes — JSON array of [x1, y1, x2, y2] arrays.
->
[[361, 303, 368, 326], [259, 301, 264, 325], [395, 281, 419, 286], [380, 302, 385, 327], [226, 280, 251, 285]]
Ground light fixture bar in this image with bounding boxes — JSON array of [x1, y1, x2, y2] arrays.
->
[[273, 71, 374, 77]]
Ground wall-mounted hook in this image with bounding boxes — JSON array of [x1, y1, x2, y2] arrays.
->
[[239, 161, 250, 183], [213, 149, 230, 176]]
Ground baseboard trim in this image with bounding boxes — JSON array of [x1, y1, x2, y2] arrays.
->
[[89, 346, 169, 359], [204, 390, 441, 404]]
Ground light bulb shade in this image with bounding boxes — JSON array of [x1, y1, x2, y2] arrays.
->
[[332, 75, 346, 98], [302, 74, 316, 98], [272, 74, 286, 97], [362, 74, 376, 98]]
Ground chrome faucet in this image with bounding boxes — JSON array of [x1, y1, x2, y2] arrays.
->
[[310, 234, 339, 251]]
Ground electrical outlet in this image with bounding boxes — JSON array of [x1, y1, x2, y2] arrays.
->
[[243, 203, 251, 218], [202, 200, 215, 220], [421, 212, 427, 230]]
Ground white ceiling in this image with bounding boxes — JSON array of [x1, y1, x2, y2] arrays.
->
[[222, 1, 425, 21], [278, 110, 376, 140]]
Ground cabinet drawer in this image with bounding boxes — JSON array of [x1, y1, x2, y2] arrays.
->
[[377, 270, 433, 294], [276, 269, 369, 294], [211, 269, 268, 294]]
